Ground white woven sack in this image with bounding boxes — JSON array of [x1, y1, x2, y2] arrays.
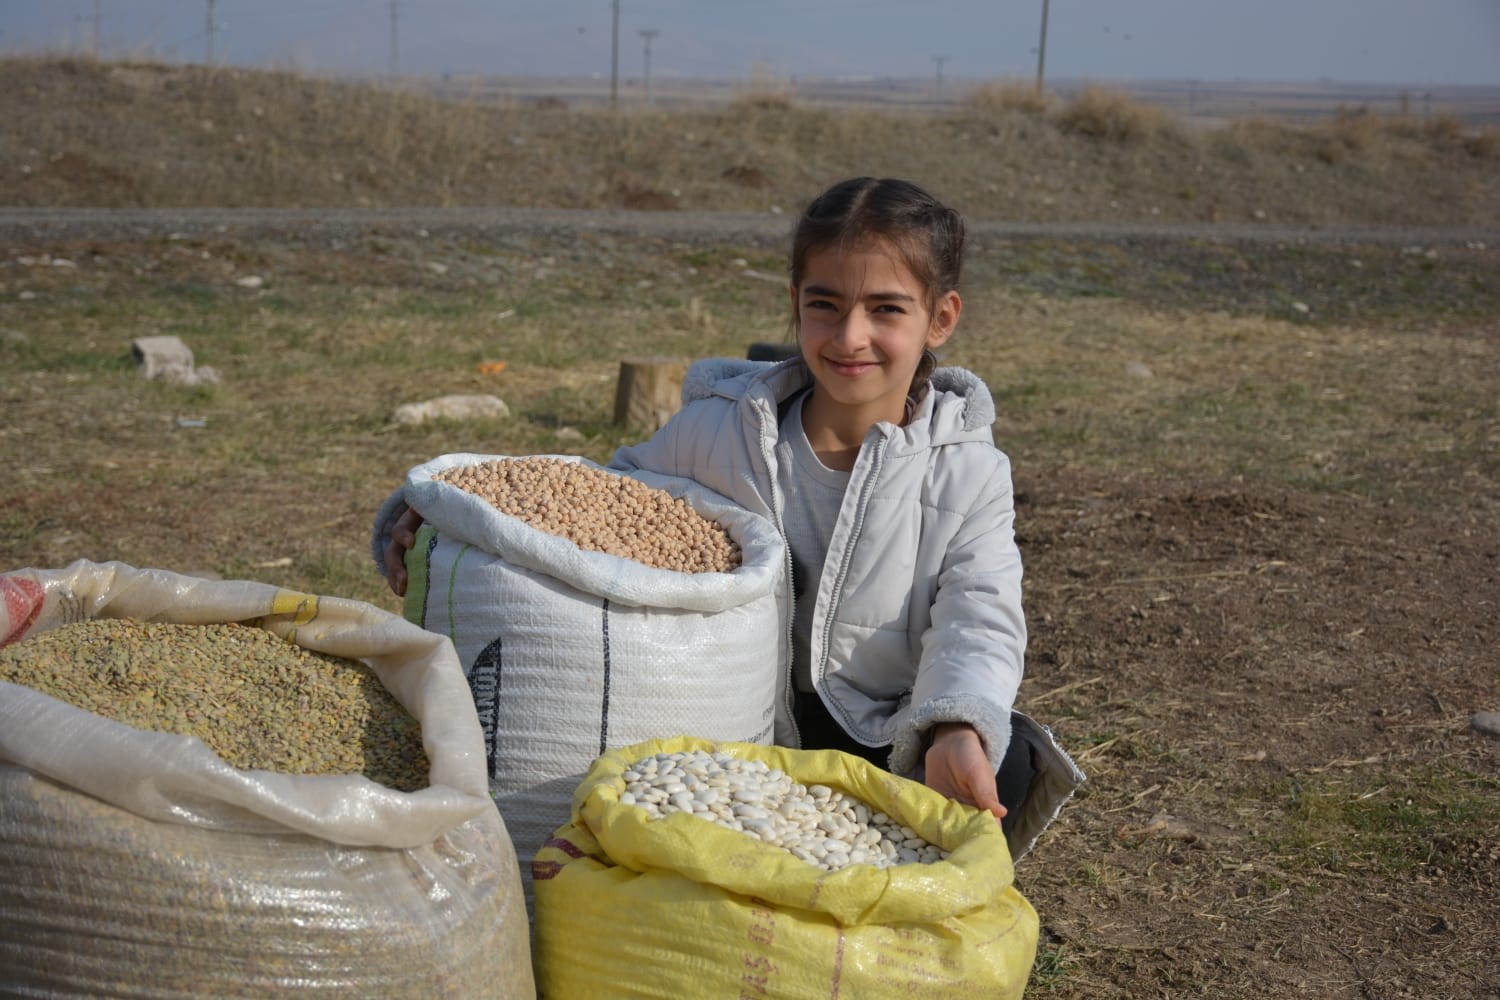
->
[[0, 560, 534, 998], [398, 453, 785, 905]]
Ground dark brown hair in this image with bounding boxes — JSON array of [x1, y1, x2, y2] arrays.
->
[[786, 177, 965, 393], [789, 176, 966, 324]]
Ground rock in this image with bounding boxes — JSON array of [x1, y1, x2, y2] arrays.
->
[[391, 394, 511, 426], [1125, 361, 1154, 378], [132, 336, 196, 379], [132, 337, 221, 386], [234, 275, 265, 289], [1470, 711, 1500, 739], [2, 329, 28, 345]]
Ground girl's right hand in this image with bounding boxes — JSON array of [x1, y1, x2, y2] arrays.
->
[[924, 722, 1007, 821], [383, 506, 426, 597]]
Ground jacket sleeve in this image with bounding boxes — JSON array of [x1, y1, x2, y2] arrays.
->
[[608, 412, 691, 478], [890, 453, 1026, 777]]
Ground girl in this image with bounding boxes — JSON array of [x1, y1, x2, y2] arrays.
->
[[381, 177, 1081, 855]]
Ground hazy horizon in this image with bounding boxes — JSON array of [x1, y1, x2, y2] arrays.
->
[[3, 1, 1498, 88]]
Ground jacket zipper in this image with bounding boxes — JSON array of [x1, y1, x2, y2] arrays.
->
[[815, 434, 887, 736], [756, 398, 802, 749]]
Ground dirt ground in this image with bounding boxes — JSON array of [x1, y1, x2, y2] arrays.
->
[[4, 219, 1494, 998], [1014, 465, 1498, 998]]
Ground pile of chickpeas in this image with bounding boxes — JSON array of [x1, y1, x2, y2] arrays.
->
[[619, 749, 950, 872], [434, 458, 741, 574]]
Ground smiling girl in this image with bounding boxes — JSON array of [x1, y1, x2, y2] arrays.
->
[[381, 177, 1082, 854]]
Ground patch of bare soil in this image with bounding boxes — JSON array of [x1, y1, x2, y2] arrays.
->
[[1013, 466, 1499, 998]]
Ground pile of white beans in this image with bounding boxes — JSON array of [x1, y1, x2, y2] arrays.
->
[[619, 749, 949, 872]]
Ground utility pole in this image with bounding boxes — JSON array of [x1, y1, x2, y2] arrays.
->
[[932, 55, 948, 102], [640, 29, 659, 106], [610, 0, 620, 111], [389, 0, 399, 77], [1034, 0, 1049, 95], [206, 0, 216, 66]]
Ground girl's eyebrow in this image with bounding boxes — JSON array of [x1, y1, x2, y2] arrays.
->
[[801, 283, 915, 303]]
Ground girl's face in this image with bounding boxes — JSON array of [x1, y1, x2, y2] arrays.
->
[[793, 239, 960, 426]]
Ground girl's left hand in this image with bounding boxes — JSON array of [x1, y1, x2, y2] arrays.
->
[[924, 722, 1007, 820]]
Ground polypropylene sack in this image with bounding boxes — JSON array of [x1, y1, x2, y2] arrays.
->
[[396, 453, 784, 907], [0, 560, 535, 998], [532, 735, 1039, 999]]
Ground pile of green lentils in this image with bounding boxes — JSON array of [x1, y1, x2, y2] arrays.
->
[[0, 618, 429, 792]]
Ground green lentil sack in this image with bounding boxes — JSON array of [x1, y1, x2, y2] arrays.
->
[[382, 454, 784, 912], [0, 560, 535, 998]]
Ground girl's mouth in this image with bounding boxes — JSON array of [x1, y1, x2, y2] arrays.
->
[[825, 358, 879, 376]]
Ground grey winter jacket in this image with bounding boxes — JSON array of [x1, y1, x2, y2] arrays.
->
[[610, 358, 1085, 857], [371, 356, 1084, 858]]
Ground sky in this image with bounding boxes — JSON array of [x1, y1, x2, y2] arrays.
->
[[2, 1, 1497, 87]]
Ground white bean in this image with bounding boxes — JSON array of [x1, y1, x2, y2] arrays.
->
[[618, 749, 949, 872]]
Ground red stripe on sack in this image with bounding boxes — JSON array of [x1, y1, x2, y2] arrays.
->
[[531, 860, 564, 881], [541, 837, 586, 859], [0, 577, 44, 648]]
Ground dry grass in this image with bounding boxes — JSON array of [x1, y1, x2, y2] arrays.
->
[[964, 78, 1053, 117], [4, 56, 1498, 229], [1054, 85, 1173, 143]]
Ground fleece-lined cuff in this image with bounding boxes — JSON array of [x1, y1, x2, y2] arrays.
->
[[370, 487, 410, 579], [888, 693, 1012, 780]]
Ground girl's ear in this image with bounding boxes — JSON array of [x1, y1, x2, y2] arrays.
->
[[926, 290, 962, 349]]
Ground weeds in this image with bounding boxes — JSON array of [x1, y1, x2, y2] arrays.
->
[[1055, 86, 1171, 143]]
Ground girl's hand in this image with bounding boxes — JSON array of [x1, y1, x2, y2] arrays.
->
[[383, 506, 425, 597], [924, 722, 1007, 820]]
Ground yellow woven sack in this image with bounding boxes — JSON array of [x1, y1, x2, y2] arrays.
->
[[532, 735, 1038, 999]]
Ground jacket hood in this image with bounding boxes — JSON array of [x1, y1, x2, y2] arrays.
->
[[682, 358, 997, 440]]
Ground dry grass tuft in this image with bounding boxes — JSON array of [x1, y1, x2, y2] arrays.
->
[[1054, 86, 1170, 143], [728, 90, 794, 113], [964, 79, 1053, 116], [1465, 125, 1500, 160]]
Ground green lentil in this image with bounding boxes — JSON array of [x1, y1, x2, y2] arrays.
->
[[0, 618, 429, 792]]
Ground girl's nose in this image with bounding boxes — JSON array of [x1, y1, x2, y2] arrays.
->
[[832, 312, 872, 351]]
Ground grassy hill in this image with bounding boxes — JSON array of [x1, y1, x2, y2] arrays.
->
[[3, 56, 1497, 228]]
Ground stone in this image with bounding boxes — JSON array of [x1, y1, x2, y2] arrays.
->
[[132, 336, 197, 380], [391, 394, 511, 426], [1470, 711, 1500, 739]]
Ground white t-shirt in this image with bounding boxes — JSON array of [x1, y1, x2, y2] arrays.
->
[[774, 390, 851, 693]]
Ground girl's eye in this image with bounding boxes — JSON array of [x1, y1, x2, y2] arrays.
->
[[804, 298, 836, 311], [874, 303, 906, 314]]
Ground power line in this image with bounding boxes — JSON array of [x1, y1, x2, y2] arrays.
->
[[205, 0, 217, 66], [640, 28, 659, 106], [389, 0, 398, 77], [610, 0, 620, 110], [1035, 0, 1050, 94]]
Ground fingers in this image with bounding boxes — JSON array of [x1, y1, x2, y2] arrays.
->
[[925, 724, 1008, 820], [383, 544, 408, 597], [383, 507, 424, 597]]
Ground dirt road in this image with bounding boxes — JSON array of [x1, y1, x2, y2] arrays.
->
[[2, 205, 1497, 248]]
